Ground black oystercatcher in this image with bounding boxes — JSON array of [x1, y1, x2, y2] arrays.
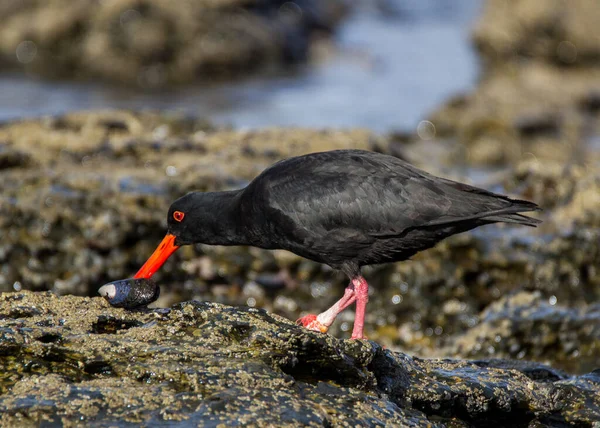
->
[[104, 149, 541, 339]]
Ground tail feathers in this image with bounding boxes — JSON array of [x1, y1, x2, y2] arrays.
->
[[483, 212, 542, 227], [506, 198, 541, 212], [423, 199, 542, 228], [484, 199, 542, 227]]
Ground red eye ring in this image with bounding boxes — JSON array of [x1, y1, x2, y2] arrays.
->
[[173, 211, 185, 222]]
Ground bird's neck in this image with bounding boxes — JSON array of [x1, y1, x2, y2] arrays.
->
[[199, 189, 251, 246]]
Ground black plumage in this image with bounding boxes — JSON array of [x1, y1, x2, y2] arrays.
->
[[116, 149, 541, 339]]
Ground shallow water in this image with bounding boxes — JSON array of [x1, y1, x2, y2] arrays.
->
[[0, 0, 481, 133]]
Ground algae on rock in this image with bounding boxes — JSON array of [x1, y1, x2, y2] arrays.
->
[[1, 291, 599, 426]]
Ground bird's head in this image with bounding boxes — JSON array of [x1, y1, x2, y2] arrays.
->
[[133, 191, 240, 279], [133, 193, 201, 279]]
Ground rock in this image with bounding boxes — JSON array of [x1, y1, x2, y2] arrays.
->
[[472, 0, 600, 67], [1, 291, 599, 426], [0, 2, 598, 418], [0, 146, 34, 170], [427, 0, 600, 168], [503, 159, 600, 230], [0, 0, 347, 86], [446, 291, 600, 374], [388, 0, 600, 365], [0, 109, 598, 374], [364, 221, 600, 362], [429, 63, 600, 166]]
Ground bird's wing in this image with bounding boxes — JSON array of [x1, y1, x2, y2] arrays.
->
[[251, 150, 502, 239]]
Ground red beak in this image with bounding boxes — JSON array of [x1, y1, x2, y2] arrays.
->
[[134, 234, 180, 279]]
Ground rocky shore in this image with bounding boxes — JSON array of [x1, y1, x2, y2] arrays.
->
[[1, 0, 599, 424], [1, 291, 599, 426], [1, 101, 597, 373]]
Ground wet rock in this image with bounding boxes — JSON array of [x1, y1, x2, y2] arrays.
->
[[377, 0, 600, 367], [0, 109, 598, 374], [504, 159, 600, 229], [579, 91, 600, 114], [0, 0, 597, 404], [514, 113, 561, 139], [447, 291, 600, 375], [429, 64, 600, 167], [428, 0, 600, 168], [0, 291, 599, 426], [364, 211, 599, 366], [473, 0, 600, 67], [0, 146, 34, 169], [0, 0, 346, 86]]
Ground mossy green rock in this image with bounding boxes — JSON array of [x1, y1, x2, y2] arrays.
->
[[1, 291, 599, 426]]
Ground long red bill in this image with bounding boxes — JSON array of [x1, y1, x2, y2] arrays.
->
[[134, 234, 180, 279]]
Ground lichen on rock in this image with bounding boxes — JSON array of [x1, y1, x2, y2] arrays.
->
[[1, 291, 599, 426]]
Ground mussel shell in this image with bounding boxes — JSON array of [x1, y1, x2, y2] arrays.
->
[[98, 278, 160, 309]]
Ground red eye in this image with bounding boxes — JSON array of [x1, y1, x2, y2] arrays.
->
[[173, 211, 185, 222]]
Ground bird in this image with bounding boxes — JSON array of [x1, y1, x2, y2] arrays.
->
[[113, 149, 541, 340]]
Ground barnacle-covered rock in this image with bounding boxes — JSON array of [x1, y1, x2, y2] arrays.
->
[[1, 291, 599, 426]]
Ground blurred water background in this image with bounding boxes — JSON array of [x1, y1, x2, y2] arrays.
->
[[0, 0, 481, 133]]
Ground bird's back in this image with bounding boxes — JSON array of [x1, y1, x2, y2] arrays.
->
[[239, 150, 540, 275]]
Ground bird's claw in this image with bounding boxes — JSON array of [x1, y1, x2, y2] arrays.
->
[[296, 314, 328, 333]]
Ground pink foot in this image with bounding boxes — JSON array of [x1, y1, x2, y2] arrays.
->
[[296, 314, 328, 333]]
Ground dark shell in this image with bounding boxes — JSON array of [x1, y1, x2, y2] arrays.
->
[[98, 278, 160, 309]]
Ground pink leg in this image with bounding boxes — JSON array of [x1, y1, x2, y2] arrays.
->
[[350, 276, 369, 340], [297, 283, 356, 333], [316, 285, 356, 327]]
